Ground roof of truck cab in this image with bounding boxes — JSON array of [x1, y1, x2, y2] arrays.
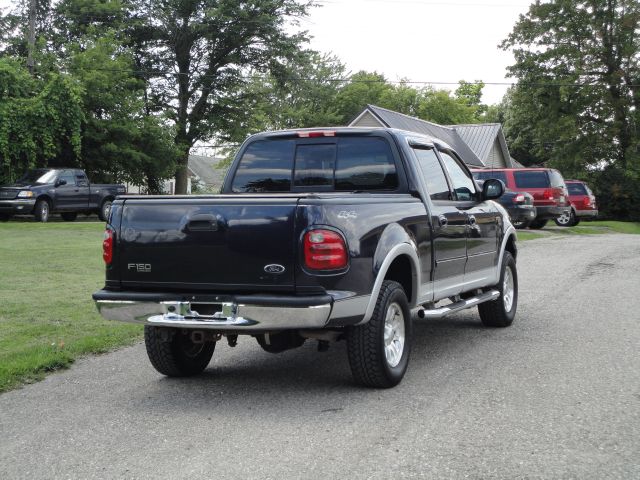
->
[[251, 127, 454, 150]]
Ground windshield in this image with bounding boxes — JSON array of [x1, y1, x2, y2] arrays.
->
[[17, 169, 57, 185]]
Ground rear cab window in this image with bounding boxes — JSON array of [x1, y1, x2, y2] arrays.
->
[[567, 182, 587, 195], [230, 136, 400, 193]]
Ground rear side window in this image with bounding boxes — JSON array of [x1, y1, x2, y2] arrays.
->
[[231, 137, 398, 192], [473, 170, 508, 184], [567, 183, 587, 195], [413, 148, 451, 201], [335, 138, 398, 190], [514, 170, 550, 188], [549, 170, 566, 188]]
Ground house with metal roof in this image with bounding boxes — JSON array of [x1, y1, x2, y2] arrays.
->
[[349, 105, 514, 169]]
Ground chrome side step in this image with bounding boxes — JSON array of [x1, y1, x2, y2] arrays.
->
[[416, 290, 500, 319]]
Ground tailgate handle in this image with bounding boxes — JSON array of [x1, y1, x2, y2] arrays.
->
[[185, 214, 219, 232]]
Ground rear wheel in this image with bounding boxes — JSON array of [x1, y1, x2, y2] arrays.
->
[[554, 210, 576, 227], [0, 213, 10, 222], [61, 212, 77, 222], [528, 218, 547, 229], [98, 199, 112, 222], [144, 326, 215, 377], [347, 280, 411, 388], [478, 251, 517, 328], [34, 199, 50, 222]]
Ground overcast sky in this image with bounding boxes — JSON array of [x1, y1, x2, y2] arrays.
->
[[1, 0, 532, 104], [303, 0, 532, 104]]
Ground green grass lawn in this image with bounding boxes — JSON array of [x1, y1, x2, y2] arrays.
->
[[518, 221, 640, 240], [0, 222, 142, 393]]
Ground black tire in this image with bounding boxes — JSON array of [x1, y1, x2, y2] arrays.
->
[[346, 280, 411, 388], [144, 326, 215, 377], [98, 199, 112, 222], [528, 218, 547, 229], [511, 219, 531, 229], [0, 213, 10, 222], [554, 210, 576, 227], [478, 251, 518, 328], [61, 212, 77, 222], [573, 217, 580, 226], [34, 199, 50, 222]]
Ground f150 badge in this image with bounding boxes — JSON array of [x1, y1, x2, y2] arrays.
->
[[128, 263, 151, 273], [264, 264, 285, 274]]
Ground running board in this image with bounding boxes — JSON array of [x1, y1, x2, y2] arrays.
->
[[416, 290, 500, 319]]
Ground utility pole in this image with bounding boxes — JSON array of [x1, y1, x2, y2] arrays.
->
[[26, 0, 37, 75]]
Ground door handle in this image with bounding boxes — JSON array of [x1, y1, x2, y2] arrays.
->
[[437, 215, 448, 228], [184, 214, 219, 232]]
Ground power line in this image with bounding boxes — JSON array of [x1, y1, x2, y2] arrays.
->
[[57, 66, 640, 88]]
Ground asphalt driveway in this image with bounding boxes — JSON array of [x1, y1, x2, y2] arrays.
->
[[1, 233, 639, 479]]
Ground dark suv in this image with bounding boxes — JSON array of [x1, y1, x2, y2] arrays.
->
[[472, 168, 571, 229]]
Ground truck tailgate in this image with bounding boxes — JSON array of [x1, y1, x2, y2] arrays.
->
[[118, 196, 299, 291]]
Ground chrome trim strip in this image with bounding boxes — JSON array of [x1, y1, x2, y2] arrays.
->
[[96, 300, 332, 331], [419, 290, 500, 319]]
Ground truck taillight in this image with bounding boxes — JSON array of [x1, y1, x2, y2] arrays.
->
[[543, 189, 554, 200], [583, 197, 592, 207], [103, 229, 114, 265], [303, 229, 348, 270]]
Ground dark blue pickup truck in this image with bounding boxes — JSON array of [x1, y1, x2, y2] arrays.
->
[[0, 168, 125, 222], [93, 128, 518, 388]]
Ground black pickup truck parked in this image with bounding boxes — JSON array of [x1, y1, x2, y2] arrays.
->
[[0, 168, 125, 222], [93, 128, 518, 388]]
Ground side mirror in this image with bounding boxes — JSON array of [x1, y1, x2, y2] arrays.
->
[[482, 178, 505, 200], [55, 179, 67, 187]]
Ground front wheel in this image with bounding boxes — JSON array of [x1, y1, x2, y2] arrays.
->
[[144, 326, 215, 377], [478, 251, 518, 327], [347, 280, 411, 388], [34, 199, 50, 222], [98, 199, 112, 222]]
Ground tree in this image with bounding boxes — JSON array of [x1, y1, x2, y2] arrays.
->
[[129, 0, 314, 193], [501, 0, 640, 219], [223, 52, 346, 146], [501, 0, 639, 172], [0, 58, 83, 183], [67, 34, 179, 192]]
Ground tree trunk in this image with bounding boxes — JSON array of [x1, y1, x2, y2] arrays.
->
[[174, 148, 190, 194]]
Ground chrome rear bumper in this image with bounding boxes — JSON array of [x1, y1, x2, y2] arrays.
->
[[95, 299, 332, 331]]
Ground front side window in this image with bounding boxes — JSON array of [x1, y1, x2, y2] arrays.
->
[[439, 151, 476, 201], [58, 170, 76, 186], [413, 148, 451, 201]]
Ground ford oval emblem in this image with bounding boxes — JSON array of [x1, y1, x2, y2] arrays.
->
[[264, 264, 286, 274]]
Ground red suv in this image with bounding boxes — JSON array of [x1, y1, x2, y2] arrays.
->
[[472, 168, 571, 229], [555, 180, 598, 226]]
